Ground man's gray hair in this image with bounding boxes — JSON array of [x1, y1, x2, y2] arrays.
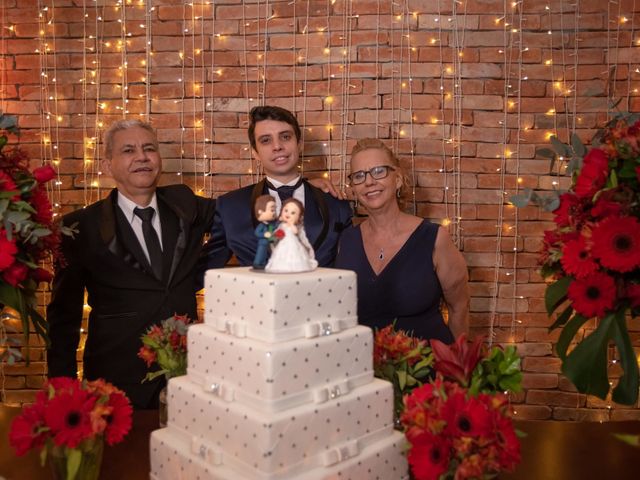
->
[[103, 119, 157, 159]]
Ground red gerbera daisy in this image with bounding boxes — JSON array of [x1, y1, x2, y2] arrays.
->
[[44, 388, 96, 448], [591, 216, 640, 273], [567, 271, 617, 319], [103, 392, 133, 446], [626, 284, 640, 309], [495, 414, 521, 470], [8, 402, 48, 456], [407, 431, 452, 480], [560, 236, 598, 279], [442, 390, 493, 438]]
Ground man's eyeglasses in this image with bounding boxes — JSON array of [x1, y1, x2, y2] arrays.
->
[[348, 165, 396, 185]]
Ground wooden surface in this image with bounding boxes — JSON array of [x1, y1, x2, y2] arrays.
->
[[1, 405, 639, 479]]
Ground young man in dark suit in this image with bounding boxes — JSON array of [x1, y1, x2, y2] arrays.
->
[[47, 120, 216, 409], [200, 105, 352, 271]]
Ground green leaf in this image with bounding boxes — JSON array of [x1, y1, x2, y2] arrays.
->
[[561, 314, 615, 400], [549, 305, 575, 332], [397, 370, 407, 391], [66, 448, 82, 480], [545, 277, 571, 315], [555, 313, 590, 360], [610, 310, 639, 405], [613, 434, 640, 447]]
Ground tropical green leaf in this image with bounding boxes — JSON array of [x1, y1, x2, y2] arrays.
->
[[610, 310, 639, 405], [545, 277, 571, 315], [555, 313, 590, 360], [549, 304, 574, 332], [561, 314, 615, 400]]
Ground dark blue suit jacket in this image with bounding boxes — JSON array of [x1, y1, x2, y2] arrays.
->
[[200, 179, 352, 272]]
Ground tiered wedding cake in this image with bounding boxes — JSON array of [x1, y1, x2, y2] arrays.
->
[[150, 267, 408, 479]]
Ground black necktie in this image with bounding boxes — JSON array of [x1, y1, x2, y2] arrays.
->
[[266, 177, 304, 202], [134, 207, 163, 280]]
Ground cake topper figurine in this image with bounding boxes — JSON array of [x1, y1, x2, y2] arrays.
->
[[266, 198, 318, 273], [253, 194, 278, 270]]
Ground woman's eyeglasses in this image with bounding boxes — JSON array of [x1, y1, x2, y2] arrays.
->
[[348, 165, 395, 185]]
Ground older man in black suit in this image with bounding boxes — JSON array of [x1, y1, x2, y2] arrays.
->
[[199, 105, 352, 272], [47, 119, 215, 409]]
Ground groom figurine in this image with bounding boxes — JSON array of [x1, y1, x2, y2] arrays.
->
[[253, 194, 278, 269], [198, 105, 352, 274]]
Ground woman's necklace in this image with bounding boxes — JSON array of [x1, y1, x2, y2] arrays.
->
[[378, 248, 384, 261]]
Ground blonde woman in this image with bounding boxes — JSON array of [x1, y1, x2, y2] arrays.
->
[[335, 138, 469, 342]]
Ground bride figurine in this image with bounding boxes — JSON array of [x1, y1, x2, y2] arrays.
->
[[266, 198, 318, 273]]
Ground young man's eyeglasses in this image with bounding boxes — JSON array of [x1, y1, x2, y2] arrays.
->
[[348, 165, 396, 185]]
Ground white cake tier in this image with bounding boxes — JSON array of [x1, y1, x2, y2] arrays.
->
[[187, 323, 374, 413], [150, 426, 409, 480], [166, 376, 396, 477], [204, 267, 357, 342]]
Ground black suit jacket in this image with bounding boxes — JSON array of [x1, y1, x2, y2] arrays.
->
[[47, 185, 215, 408], [199, 179, 352, 272]]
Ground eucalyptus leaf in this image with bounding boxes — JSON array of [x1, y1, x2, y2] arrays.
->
[[570, 133, 586, 157], [536, 148, 556, 159], [550, 136, 569, 157], [5, 210, 30, 224]]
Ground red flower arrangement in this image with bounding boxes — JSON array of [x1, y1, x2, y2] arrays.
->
[[138, 313, 194, 381], [0, 114, 73, 361], [400, 335, 522, 480], [373, 324, 433, 422], [401, 378, 520, 480], [515, 113, 640, 404], [9, 377, 132, 479]]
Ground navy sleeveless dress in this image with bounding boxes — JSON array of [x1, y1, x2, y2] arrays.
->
[[334, 219, 454, 344]]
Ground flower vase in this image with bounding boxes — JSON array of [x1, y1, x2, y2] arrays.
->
[[159, 386, 168, 427], [48, 437, 104, 480]]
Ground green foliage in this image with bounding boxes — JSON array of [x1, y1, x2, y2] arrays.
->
[[468, 345, 523, 397]]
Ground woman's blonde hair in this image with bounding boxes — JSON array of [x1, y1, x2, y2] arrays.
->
[[349, 138, 408, 195]]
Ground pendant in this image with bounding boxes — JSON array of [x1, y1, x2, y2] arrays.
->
[[378, 248, 384, 261]]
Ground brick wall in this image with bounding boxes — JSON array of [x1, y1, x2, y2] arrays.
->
[[1, 0, 639, 420]]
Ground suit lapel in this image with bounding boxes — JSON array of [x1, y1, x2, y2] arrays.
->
[[157, 187, 191, 284], [303, 182, 323, 247]]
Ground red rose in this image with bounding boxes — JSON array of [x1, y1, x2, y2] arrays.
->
[[574, 149, 609, 198], [33, 164, 57, 183], [274, 228, 285, 239], [30, 186, 53, 225], [2, 261, 28, 286], [0, 230, 18, 270]]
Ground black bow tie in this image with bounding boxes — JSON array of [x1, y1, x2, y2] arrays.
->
[[266, 177, 304, 202]]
